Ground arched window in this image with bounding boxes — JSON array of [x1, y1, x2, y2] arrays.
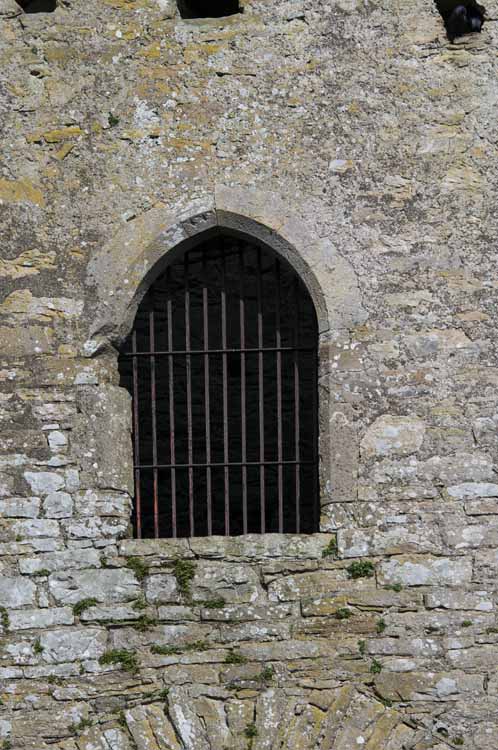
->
[[118, 233, 319, 538]]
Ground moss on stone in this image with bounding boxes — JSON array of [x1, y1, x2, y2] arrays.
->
[[335, 607, 352, 620], [370, 659, 382, 674], [322, 538, 338, 558], [0, 607, 9, 631], [347, 561, 375, 579], [172, 558, 196, 598], [99, 649, 139, 673], [73, 598, 99, 616], [126, 557, 149, 582], [225, 650, 247, 664]]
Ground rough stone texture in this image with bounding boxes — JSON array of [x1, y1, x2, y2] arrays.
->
[[1, 0, 498, 748]]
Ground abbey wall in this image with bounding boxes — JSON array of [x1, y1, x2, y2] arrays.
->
[[1, 0, 498, 748]]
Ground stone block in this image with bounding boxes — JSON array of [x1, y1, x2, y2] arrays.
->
[[40, 627, 107, 663], [49, 568, 140, 605], [338, 525, 440, 557], [268, 569, 367, 602], [118, 538, 191, 559], [189, 533, 335, 560], [191, 562, 264, 604], [361, 415, 426, 458], [19, 548, 100, 574], [43, 491, 73, 518], [145, 574, 179, 604], [0, 576, 36, 608], [74, 490, 131, 517], [23, 471, 65, 494], [446, 482, 498, 500], [374, 671, 484, 702], [8, 608, 74, 630], [378, 556, 472, 587], [425, 589, 493, 611], [13, 519, 60, 538], [0, 497, 40, 518]]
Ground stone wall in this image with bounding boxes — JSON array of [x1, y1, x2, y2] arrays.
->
[[1, 0, 498, 748]]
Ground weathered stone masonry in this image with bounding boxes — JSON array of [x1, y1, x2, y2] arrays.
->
[[1, 0, 498, 748]]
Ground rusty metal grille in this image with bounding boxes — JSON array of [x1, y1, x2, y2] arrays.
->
[[118, 235, 319, 538]]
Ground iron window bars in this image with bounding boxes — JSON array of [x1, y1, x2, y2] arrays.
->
[[119, 235, 319, 538]]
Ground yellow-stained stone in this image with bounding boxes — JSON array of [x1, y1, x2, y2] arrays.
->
[[0, 178, 45, 207], [0, 249, 56, 279], [27, 126, 83, 144], [54, 143, 74, 161]]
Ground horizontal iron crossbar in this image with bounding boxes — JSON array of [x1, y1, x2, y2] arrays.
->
[[135, 460, 314, 469], [122, 346, 316, 357]]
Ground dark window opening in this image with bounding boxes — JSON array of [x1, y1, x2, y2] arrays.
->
[[435, 1, 486, 41], [177, 0, 241, 19], [15, 0, 57, 11], [118, 234, 319, 539]]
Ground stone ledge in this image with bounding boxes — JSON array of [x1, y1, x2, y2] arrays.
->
[[119, 533, 335, 561]]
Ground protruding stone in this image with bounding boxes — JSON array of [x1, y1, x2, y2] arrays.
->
[[361, 416, 426, 457]]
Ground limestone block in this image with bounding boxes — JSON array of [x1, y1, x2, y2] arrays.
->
[[47, 431, 68, 451], [72, 385, 133, 493], [10, 703, 89, 742], [166, 687, 211, 750], [40, 627, 107, 663], [200, 602, 295, 622], [215, 621, 291, 644], [0, 0, 22, 16], [474, 548, 498, 580], [80, 605, 141, 623], [338, 525, 440, 557], [425, 589, 493, 611], [0, 497, 40, 518], [0, 576, 36, 608], [43, 492, 73, 518], [361, 416, 426, 458], [268, 569, 363, 602], [374, 671, 484, 702], [123, 704, 182, 750], [302, 589, 420, 616], [446, 482, 498, 500], [76, 726, 133, 750], [189, 533, 335, 560], [8, 608, 74, 630], [378, 556, 472, 587], [24, 471, 65, 494], [13, 519, 60, 538], [145, 574, 179, 604], [191, 562, 263, 604], [0, 326, 54, 357], [74, 490, 131, 517], [118, 538, 192, 559], [19, 548, 100, 574], [447, 644, 498, 670], [49, 568, 140, 605], [158, 605, 200, 622], [444, 522, 498, 549], [405, 329, 476, 358], [64, 517, 129, 539]]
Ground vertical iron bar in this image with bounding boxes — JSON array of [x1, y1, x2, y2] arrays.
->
[[239, 249, 248, 534], [275, 260, 283, 533], [312, 340, 319, 532], [132, 330, 142, 539], [203, 254, 213, 535], [185, 253, 194, 537], [293, 277, 301, 534], [257, 246, 265, 533], [221, 245, 230, 535], [149, 296, 159, 539], [166, 269, 177, 538]]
